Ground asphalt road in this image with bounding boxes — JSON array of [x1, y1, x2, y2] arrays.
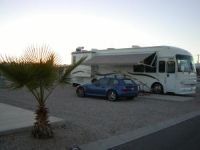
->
[[175, 131, 200, 150]]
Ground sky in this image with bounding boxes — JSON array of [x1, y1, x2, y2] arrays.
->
[[0, 0, 200, 64]]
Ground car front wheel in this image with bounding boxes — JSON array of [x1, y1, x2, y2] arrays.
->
[[76, 87, 85, 97], [107, 90, 117, 101]]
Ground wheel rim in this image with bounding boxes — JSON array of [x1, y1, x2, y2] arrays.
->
[[108, 91, 116, 101]]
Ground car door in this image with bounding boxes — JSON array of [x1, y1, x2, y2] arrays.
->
[[88, 78, 108, 96]]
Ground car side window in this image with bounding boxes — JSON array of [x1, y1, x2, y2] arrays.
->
[[113, 79, 119, 85], [123, 79, 133, 85], [108, 79, 119, 86], [99, 78, 108, 86]]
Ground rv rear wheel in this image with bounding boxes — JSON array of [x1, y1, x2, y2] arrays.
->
[[151, 83, 163, 94]]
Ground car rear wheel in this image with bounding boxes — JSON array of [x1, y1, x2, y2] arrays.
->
[[107, 90, 117, 101], [76, 87, 85, 97]]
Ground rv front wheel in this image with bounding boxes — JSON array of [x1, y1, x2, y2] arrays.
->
[[151, 83, 163, 94]]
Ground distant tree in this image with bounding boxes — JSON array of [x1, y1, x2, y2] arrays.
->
[[0, 46, 86, 138]]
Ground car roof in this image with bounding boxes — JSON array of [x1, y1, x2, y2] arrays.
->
[[100, 77, 131, 80]]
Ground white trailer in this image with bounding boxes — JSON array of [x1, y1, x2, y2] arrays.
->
[[71, 46, 197, 94]]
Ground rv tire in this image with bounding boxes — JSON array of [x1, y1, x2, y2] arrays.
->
[[151, 83, 163, 94]]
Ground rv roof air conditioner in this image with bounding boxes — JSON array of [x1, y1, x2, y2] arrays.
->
[[76, 46, 84, 52]]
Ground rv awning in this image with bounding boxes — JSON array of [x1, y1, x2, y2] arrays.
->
[[84, 53, 154, 65]]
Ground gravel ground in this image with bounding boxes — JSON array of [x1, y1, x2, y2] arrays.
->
[[0, 85, 200, 150]]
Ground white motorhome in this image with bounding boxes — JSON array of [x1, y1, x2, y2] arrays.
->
[[71, 46, 197, 94]]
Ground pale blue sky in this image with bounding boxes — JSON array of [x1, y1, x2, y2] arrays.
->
[[0, 0, 199, 64]]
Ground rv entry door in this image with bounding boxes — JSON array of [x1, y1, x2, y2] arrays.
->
[[166, 61, 176, 92]]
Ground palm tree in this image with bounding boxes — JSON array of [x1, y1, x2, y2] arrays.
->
[[0, 46, 86, 139]]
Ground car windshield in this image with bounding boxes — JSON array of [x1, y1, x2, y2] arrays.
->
[[176, 54, 196, 73]]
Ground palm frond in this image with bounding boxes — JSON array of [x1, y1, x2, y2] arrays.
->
[[0, 46, 58, 90], [59, 56, 87, 84], [0, 46, 85, 104], [22, 45, 59, 64], [0, 58, 36, 89]]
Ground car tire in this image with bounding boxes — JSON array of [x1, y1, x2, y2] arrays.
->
[[76, 87, 85, 97], [107, 90, 118, 101], [151, 83, 163, 94]]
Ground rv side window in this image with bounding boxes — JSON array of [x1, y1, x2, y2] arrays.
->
[[167, 61, 175, 73], [145, 66, 156, 73], [159, 61, 165, 73], [133, 65, 144, 72]]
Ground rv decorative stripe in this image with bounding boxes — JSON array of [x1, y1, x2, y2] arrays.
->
[[95, 73, 116, 76], [128, 72, 159, 81], [72, 71, 85, 74]]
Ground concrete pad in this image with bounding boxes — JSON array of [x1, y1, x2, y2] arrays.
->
[[0, 103, 63, 136], [140, 94, 194, 102]]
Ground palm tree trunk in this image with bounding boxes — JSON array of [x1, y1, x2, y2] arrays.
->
[[32, 104, 53, 138]]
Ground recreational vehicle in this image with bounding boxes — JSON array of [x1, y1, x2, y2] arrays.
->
[[71, 46, 197, 95]]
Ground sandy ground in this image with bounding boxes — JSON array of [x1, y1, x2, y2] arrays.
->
[[0, 85, 200, 150]]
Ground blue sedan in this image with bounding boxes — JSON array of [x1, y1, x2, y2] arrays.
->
[[76, 77, 138, 101]]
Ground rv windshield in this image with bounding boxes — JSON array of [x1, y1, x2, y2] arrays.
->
[[176, 55, 195, 72]]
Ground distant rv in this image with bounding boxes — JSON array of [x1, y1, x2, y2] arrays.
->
[[71, 46, 197, 95]]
